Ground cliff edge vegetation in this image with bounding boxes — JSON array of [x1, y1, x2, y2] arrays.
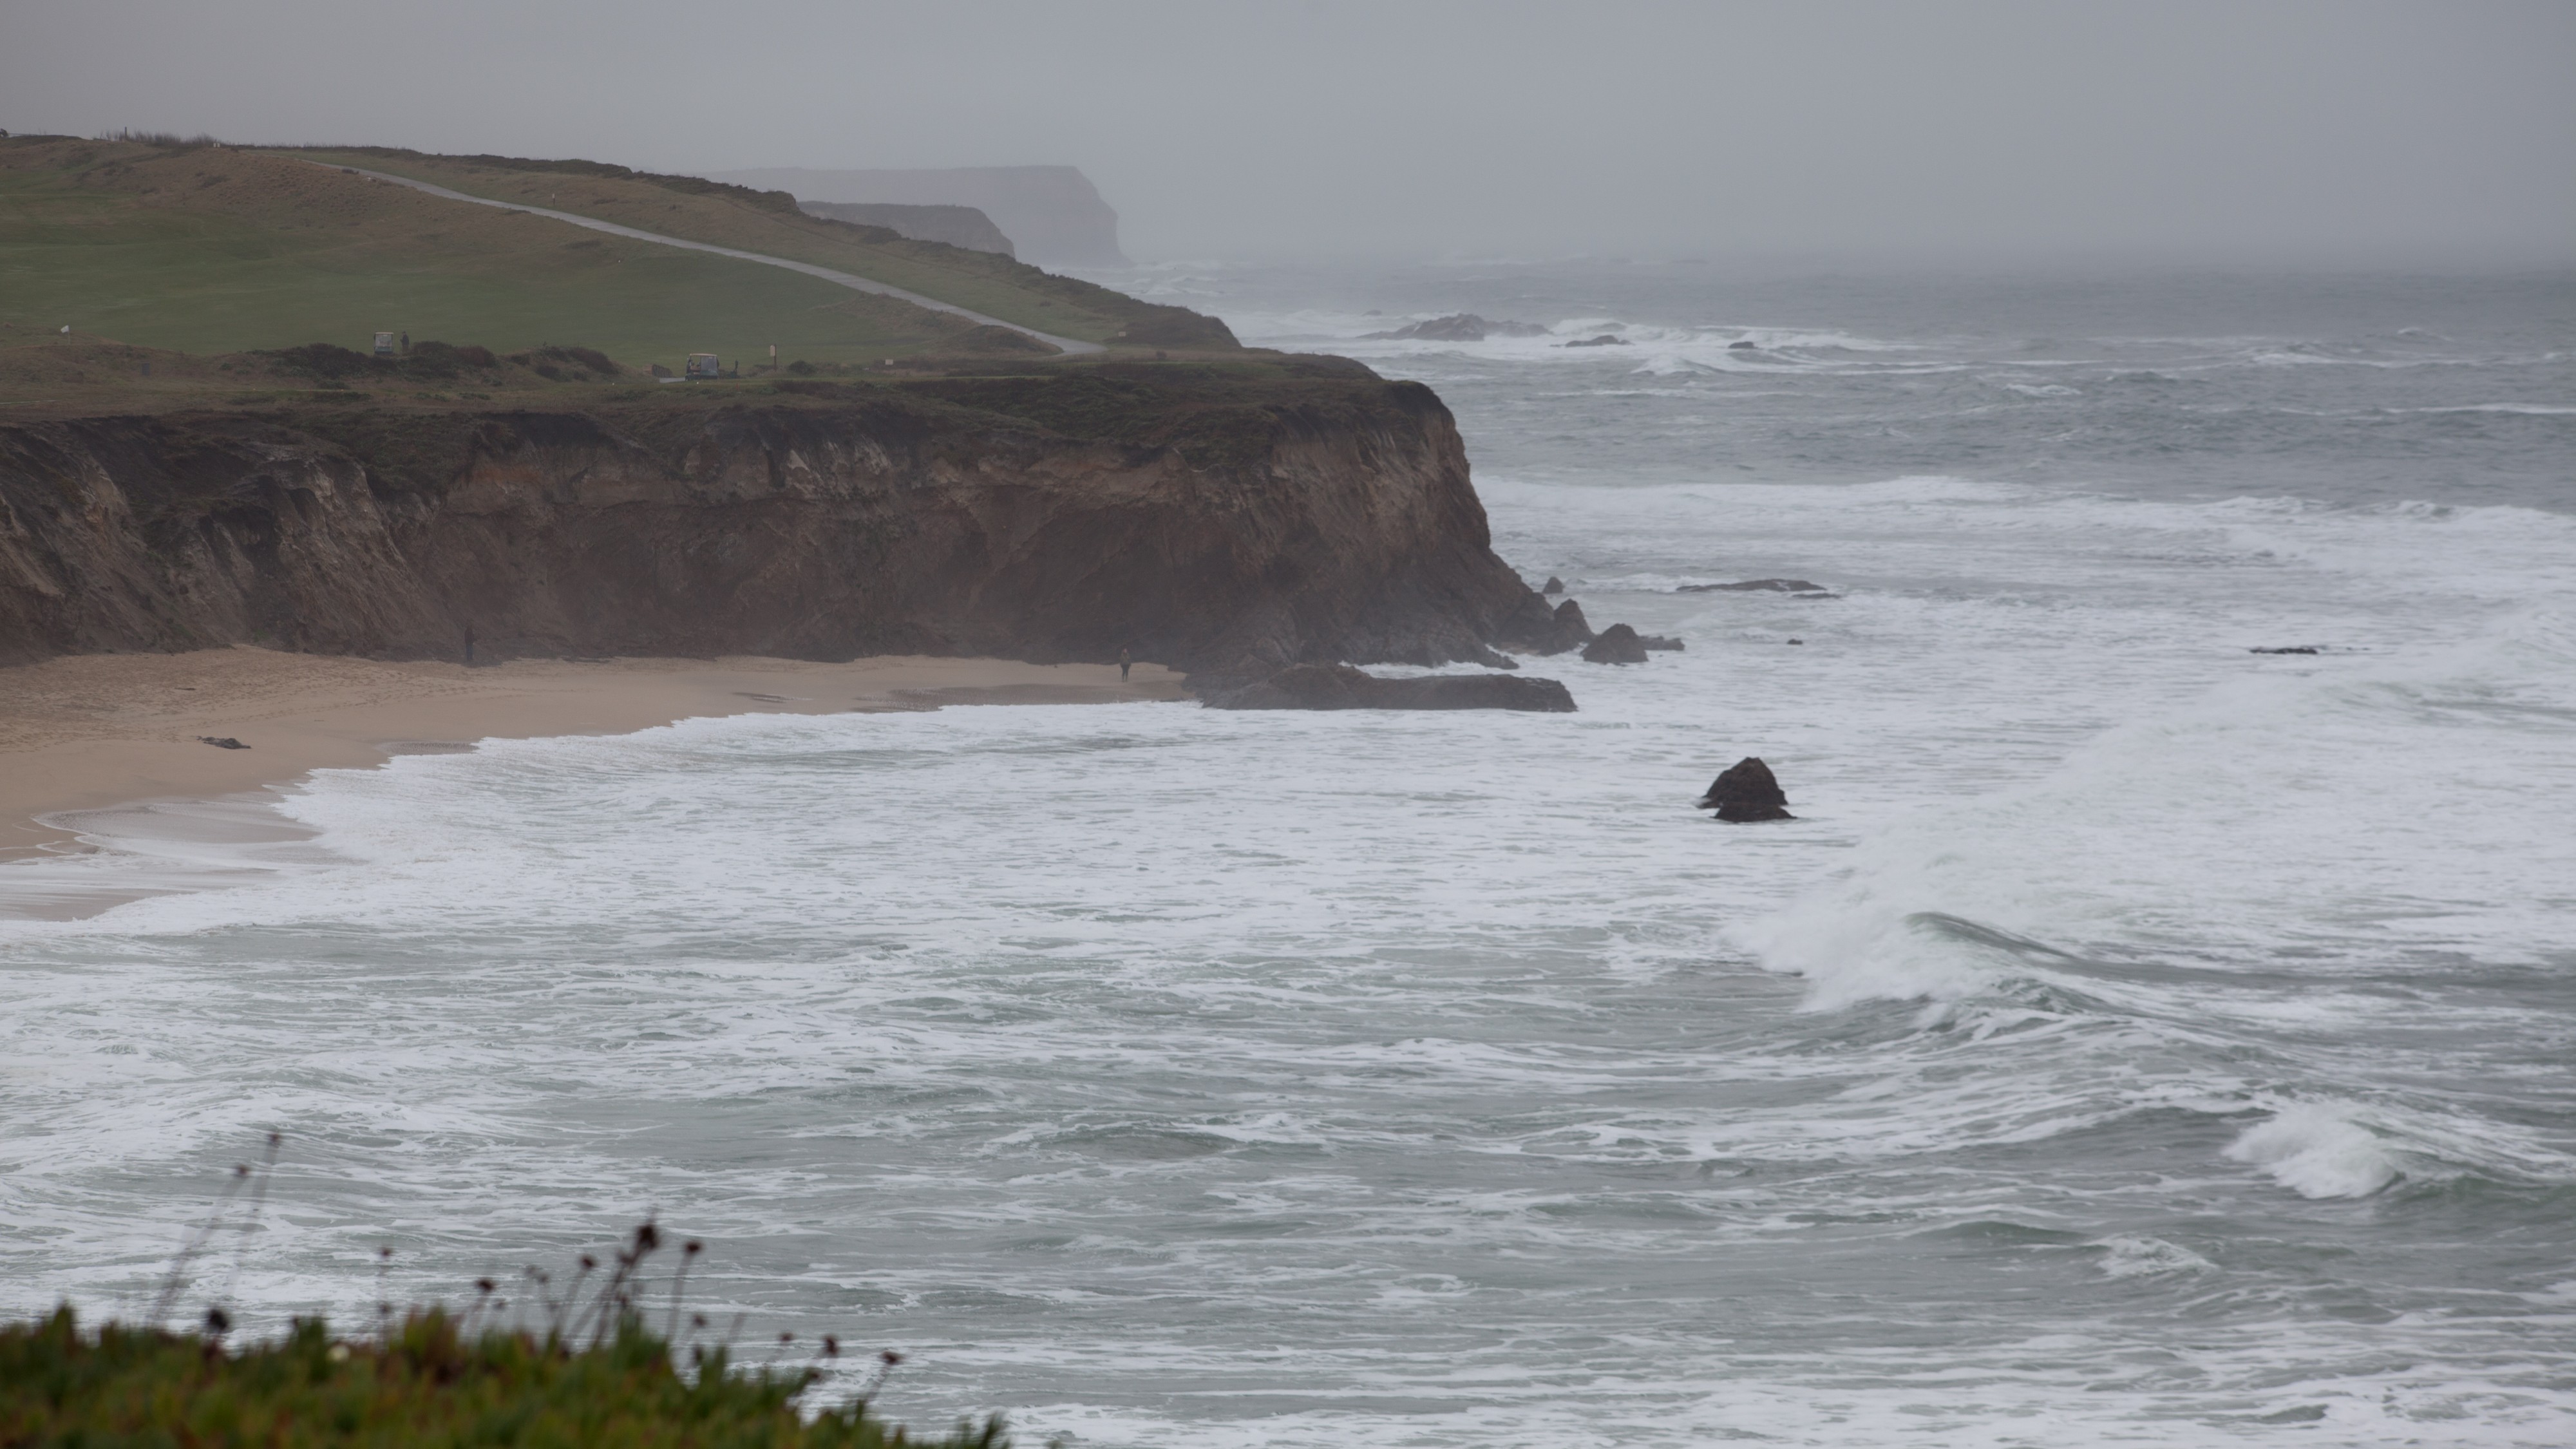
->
[[1, 1308, 999, 1449]]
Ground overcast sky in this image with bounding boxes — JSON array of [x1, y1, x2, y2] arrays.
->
[[4, 0, 2569, 265]]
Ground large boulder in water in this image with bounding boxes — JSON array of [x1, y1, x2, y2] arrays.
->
[[1698, 757, 1793, 821], [1582, 623, 1651, 664], [1204, 663, 1575, 712]]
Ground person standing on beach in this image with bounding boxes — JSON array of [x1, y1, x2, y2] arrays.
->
[[1119, 647, 1132, 683]]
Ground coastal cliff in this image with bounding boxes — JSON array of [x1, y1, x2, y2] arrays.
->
[[0, 361, 1548, 679], [799, 200, 1018, 257]]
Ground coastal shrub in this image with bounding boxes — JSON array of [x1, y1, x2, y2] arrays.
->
[[1104, 307, 1240, 350], [263, 342, 378, 379], [0, 1307, 1003, 1448], [507, 345, 622, 382], [405, 341, 499, 377], [261, 341, 509, 384], [96, 128, 222, 149], [555, 346, 618, 376]]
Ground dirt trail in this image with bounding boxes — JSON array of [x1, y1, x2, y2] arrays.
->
[[323, 162, 1105, 356]]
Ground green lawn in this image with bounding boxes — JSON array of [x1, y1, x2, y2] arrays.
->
[[0, 138, 988, 370], [282, 148, 1172, 346]]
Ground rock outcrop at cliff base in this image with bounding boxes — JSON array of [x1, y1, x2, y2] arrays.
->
[[1203, 663, 1575, 712], [0, 363, 1554, 683]]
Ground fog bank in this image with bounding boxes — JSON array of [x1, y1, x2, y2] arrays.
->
[[3, 0, 2569, 265]]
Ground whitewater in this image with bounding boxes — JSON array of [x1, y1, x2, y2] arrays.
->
[[5, 266, 2573, 1446]]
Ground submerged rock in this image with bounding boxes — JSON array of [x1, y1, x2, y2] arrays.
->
[[1699, 757, 1792, 822], [1581, 623, 1651, 664], [1361, 314, 1550, 343], [1677, 578, 1829, 594], [1728, 339, 1759, 351], [196, 735, 249, 750], [2250, 645, 2321, 655], [1639, 634, 1684, 651], [1563, 335, 1630, 348], [1203, 663, 1575, 713]]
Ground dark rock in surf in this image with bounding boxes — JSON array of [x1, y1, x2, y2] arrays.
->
[[1699, 756, 1792, 822], [2250, 645, 2320, 655], [1564, 335, 1629, 348], [1203, 663, 1575, 713], [1581, 623, 1651, 664], [1728, 340, 1759, 351], [1499, 597, 1596, 656], [1678, 578, 1829, 594], [1639, 634, 1683, 651], [1542, 576, 1565, 595]]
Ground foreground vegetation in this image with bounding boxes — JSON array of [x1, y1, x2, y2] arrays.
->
[[0, 1307, 1000, 1448]]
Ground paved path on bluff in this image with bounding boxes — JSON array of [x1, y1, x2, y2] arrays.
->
[[321, 162, 1105, 356]]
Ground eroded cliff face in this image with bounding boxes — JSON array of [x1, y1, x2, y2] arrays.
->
[[0, 365, 1549, 679]]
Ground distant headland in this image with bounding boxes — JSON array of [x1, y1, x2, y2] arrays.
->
[[706, 166, 1130, 267]]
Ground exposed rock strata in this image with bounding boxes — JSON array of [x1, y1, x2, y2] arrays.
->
[[1204, 663, 1573, 712], [0, 365, 1551, 679]]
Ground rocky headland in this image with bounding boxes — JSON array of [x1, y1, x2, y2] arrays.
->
[[795, 200, 1018, 258], [708, 166, 1130, 266], [0, 356, 1566, 692]]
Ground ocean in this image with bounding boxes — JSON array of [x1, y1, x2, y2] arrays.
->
[[5, 264, 2573, 1446]]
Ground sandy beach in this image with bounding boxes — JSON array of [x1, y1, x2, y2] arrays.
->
[[0, 646, 1188, 873]]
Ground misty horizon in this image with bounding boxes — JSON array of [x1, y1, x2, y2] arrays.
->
[[3, 0, 2570, 270]]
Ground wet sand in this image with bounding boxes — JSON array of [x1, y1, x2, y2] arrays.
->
[[0, 647, 1189, 872]]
